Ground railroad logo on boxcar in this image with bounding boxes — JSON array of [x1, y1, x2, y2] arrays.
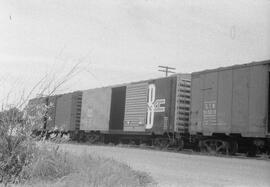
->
[[146, 84, 166, 129]]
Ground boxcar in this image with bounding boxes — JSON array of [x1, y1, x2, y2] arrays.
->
[[190, 60, 270, 154], [78, 75, 191, 146], [122, 76, 177, 135], [28, 75, 191, 147], [27, 95, 58, 135], [54, 91, 82, 132], [80, 87, 112, 132]]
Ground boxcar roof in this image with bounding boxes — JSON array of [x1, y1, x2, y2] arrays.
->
[[83, 73, 189, 91], [192, 59, 270, 75]]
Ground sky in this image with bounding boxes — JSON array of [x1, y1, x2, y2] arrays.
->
[[0, 0, 270, 105]]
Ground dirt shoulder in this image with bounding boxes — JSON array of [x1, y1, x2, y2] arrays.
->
[[60, 144, 270, 187]]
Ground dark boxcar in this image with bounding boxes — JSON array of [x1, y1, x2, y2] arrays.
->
[[146, 77, 177, 134], [55, 91, 82, 131], [123, 76, 177, 135], [80, 87, 112, 131], [190, 60, 270, 137]]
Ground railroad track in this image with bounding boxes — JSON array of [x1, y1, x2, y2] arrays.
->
[[56, 140, 270, 161]]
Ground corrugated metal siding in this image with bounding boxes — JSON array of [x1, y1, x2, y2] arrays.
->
[[80, 88, 111, 131], [124, 82, 148, 132], [70, 91, 82, 131], [174, 74, 191, 133]]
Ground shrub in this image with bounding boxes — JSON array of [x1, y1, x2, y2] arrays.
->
[[0, 61, 88, 186], [0, 107, 38, 185], [0, 100, 50, 185], [18, 143, 155, 187]]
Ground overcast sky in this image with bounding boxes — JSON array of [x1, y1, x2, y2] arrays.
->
[[0, 0, 270, 104]]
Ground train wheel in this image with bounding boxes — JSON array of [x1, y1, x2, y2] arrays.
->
[[199, 139, 229, 155], [85, 133, 100, 144], [246, 144, 257, 157], [229, 141, 238, 155], [177, 139, 184, 151], [153, 138, 169, 150]]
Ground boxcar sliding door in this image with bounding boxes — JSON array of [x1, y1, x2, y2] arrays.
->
[[109, 86, 126, 131]]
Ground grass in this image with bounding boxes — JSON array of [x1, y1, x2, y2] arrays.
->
[[16, 143, 155, 187]]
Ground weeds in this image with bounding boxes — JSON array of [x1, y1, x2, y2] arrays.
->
[[0, 107, 38, 185], [0, 61, 155, 186], [18, 143, 155, 187]]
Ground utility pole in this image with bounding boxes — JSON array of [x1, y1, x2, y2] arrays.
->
[[158, 66, 176, 77]]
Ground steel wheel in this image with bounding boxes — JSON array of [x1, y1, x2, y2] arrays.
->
[[199, 139, 229, 155]]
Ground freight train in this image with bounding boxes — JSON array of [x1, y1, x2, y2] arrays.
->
[[28, 60, 270, 155]]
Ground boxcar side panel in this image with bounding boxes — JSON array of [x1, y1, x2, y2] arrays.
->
[[248, 65, 267, 136], [70, 91, 82, 131], [146, 77, 176, 134], [55, 93, 72, 131], [169, 77, 177, 133], [190, 61, 270, 137], [80, 88, 111, 131], [123, 82, 148, 132], [190, 75, 203, 134], [232, 68, 249, 133], [202, 72, 218, 135], [216, 70, 232, 133]]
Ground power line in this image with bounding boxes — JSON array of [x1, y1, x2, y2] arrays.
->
[[158, 66, 176, 77]]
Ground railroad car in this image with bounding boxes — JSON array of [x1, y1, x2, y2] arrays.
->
[[190, 60, 270, 155], [28, 75, 190, 148], [77, 75, 189, 147], [27, 96, 56, 130], [54, 91, 82, 132], [28, 60, 270, 155]]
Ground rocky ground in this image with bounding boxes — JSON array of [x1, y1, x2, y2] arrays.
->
[[60, 144, 270, 187]]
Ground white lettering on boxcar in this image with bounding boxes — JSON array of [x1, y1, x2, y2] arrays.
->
[[146, 84, 166, 129], [203, 100, 217, 125]]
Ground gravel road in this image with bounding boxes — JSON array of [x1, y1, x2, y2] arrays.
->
[[60, 144, 270, 187]]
